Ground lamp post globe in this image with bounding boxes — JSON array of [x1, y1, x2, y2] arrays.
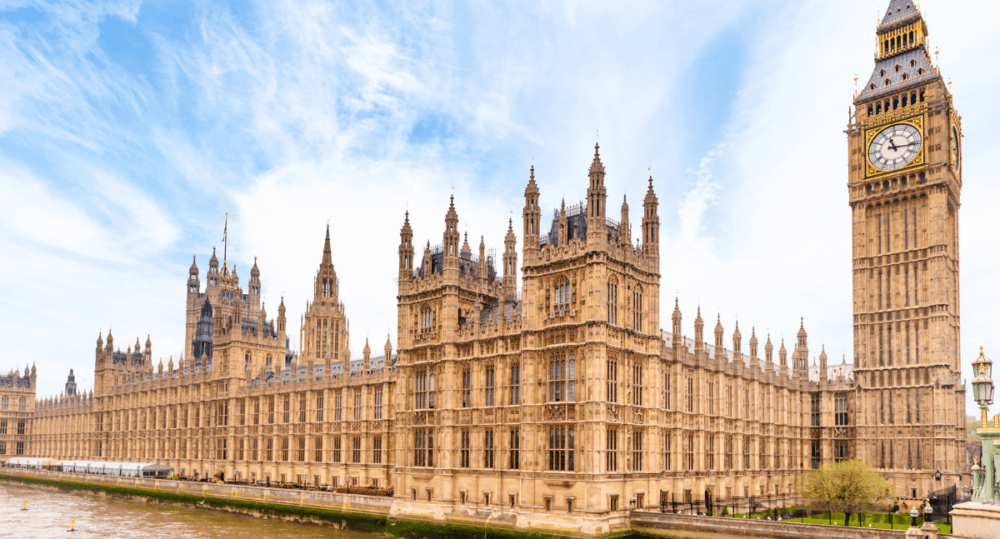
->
[[909, 508, 919, 527]]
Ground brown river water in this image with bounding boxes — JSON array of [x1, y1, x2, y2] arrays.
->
[[0, 482, 381, 539]]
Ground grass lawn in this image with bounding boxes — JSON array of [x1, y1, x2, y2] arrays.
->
[[793, 512, 951, 534]]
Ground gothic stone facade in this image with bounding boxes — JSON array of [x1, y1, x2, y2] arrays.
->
[[7, 1, 969, 533], [847, 0, 967, 497], [0, 366, 36, 459]]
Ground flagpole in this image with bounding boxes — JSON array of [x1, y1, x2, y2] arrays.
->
[[223, 212, 228, 264]]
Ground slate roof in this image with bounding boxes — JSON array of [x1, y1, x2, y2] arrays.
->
[[855, 47, 938, 103], [880, 0, 920, 29]]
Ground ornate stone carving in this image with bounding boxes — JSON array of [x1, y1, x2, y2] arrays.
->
[[607, 404, 619, 421], [547, 404, 565, 421]]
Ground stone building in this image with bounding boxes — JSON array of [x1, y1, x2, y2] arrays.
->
[[0, 365, 35, 459], [7, 0, 969, 534], [28, 228, 397, 488], [847, 0, 967, 498]]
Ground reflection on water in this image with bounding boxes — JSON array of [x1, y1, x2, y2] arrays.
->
[[0, 482, 382, 539]]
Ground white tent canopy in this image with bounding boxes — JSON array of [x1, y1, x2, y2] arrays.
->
[[59, 460, 172, 478], [6, 457, 55, 469]]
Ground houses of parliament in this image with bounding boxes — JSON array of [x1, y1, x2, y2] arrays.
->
[[0, 1, 969, 533]]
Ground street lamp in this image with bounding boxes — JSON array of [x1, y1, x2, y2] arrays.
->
[[924, 501, 932, 525], [972, 347, 994, 426], [909, 508, 919, 528]]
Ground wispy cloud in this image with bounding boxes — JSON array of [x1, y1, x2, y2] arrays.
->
[[0, 0, 994, 414]]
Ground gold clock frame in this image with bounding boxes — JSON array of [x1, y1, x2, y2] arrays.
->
[[864, 112, 927, 180]]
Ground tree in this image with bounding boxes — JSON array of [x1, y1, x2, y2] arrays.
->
[[799, 459, 891, 527]]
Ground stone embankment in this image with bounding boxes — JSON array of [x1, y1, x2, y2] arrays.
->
[[2, 468, 952, 539]]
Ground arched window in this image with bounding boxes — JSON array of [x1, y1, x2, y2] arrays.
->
[[245, 352, 251, 372], [885, 79, 891, 87], [554, 277, 570, 312], [633, 288, 643, 332], [910, 59, 916, 68], [265, 354, 272, 369], [880, 69, 886, 77], [894, 64, 900, 73], [867, 106, 874, 117], [421, 307, 433, 332], [893, 97, 899, 110], [901, 73, 908, 81], [876, 103, 882, 114], [919, 90, 925, 102], [607, 278, 618, 325], [549, 353, 575, 402]]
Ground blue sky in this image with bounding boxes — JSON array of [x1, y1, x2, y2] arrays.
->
[[1, 0, 997, 417]]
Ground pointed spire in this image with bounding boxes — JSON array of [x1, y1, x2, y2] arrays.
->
[[322, 223, 333, 266], [251, 256, 259, 276], [589, 142, 605, 173], [209, 246, 219, 268], [189, 254, 199, 275]]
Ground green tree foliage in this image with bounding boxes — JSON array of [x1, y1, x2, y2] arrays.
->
[[799, 459, 891, 527]]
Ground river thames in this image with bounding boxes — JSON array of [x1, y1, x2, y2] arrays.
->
[[0, 482, 379, 539]]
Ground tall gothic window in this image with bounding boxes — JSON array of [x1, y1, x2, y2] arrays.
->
[[889, 393, 894, 424], [664, 431, 671, 471], [686, 434, 694, 471], [687, 377, 694, 413], [461, 367, 472, 408], [663, 372, 671, 410], [743, 437, 750, 469], [373, 435, 382, 464], [606, 358, 617, 403], [315, 397, 324, 422], [705, 434, 714, 471], [414, 429, 433, 467], [835, 393, 849, 426], [608, 279, 618, 325], [484, 429, 495, 468], [725, 436, 733, 469], [415, 369, 434, 409], [607, 428, 618, 472], [373, 389, 383, 419], [460, 429, 471, 468], [632, 288, 643, 332], [550, 353, 575, 402], [510, 362, 520, 405], [334, 392, 342, 421], [633, 363, 643, 406], [509, 429, 520, 469], [632, 430, 643, 471], [485, 365, 495, 407], [421, 308, 433, 333], [548, 426, 575, 471], [810, 395, 820, 427], [708, 381, 715, 415], [554, 277, 570, 312], [353, 390, 362, 420]]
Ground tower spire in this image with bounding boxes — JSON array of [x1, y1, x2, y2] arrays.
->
[[322, 222, 333, 266]]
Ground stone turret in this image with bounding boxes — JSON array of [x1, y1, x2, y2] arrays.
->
[[642, 176, 659, 256], [586, 143, 608, 249]]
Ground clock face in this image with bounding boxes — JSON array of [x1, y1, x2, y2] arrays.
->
[[952, 126, 960, 170], [868, 124, 922, 171]]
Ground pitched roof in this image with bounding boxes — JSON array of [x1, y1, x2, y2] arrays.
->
[[880, 0, 920, 29], [856, 47, 938, 103]]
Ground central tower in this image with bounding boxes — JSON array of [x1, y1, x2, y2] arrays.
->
[[847, 0, 966, 497]]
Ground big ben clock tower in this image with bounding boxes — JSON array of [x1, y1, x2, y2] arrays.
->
[[848, 0, 967, 498]]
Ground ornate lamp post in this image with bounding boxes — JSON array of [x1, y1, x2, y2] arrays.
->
[[972, 348, 996, 503]]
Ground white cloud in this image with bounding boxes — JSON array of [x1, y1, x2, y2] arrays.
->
[[3, 0, 995, 415]]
